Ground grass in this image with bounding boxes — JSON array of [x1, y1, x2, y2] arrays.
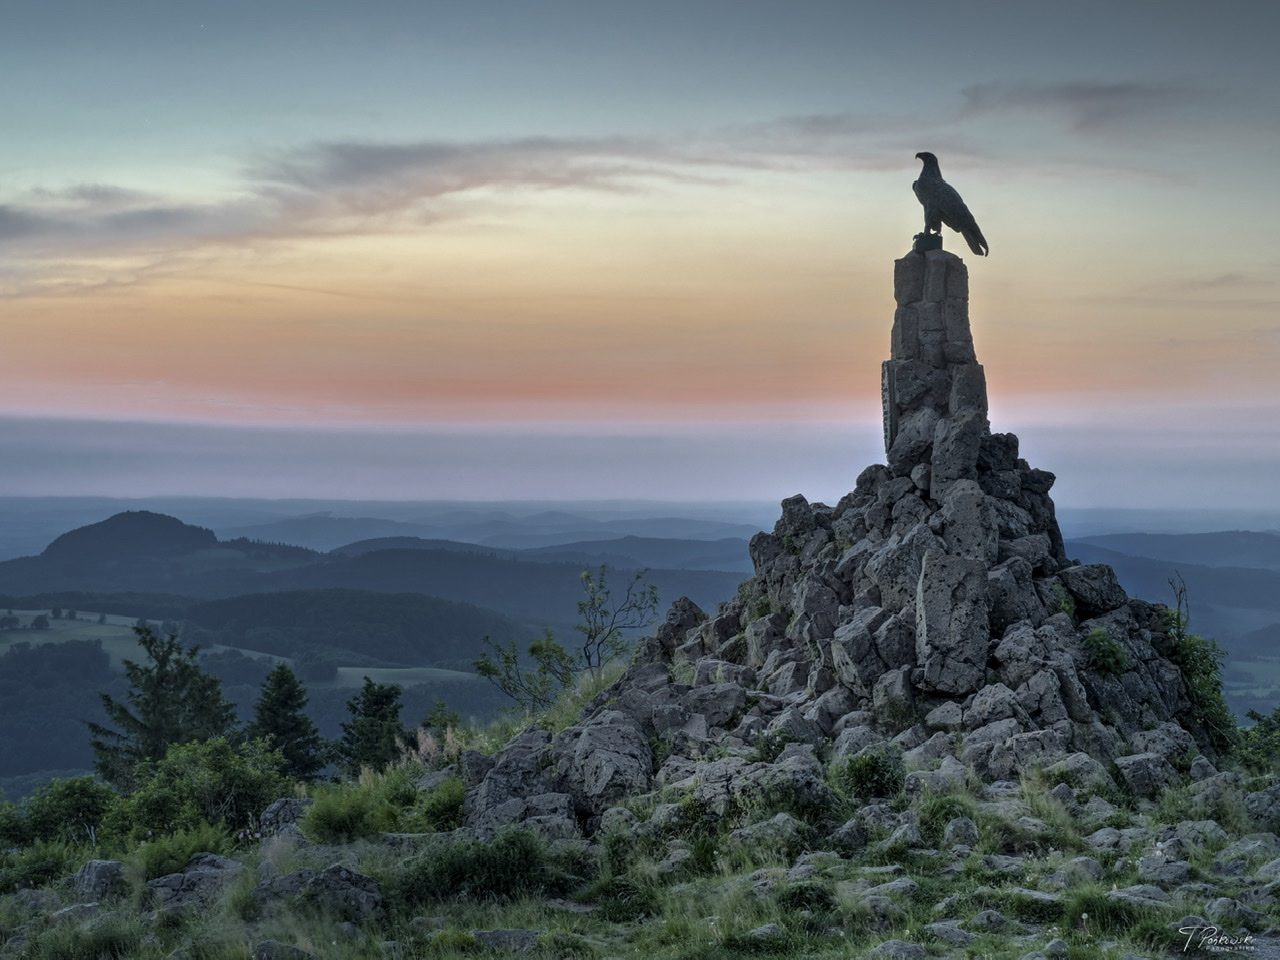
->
[[6, 641, 1280, 960]]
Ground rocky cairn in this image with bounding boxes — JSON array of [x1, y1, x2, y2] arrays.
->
[[11, 250, 1280, 960], [463, 248, 1224, 842]]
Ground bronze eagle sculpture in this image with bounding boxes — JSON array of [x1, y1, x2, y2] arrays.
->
[[913, 152, 988, 256]]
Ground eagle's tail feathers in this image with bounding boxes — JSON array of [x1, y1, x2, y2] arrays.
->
[[963, 228, 989, 257]]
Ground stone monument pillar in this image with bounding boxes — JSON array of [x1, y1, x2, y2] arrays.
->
[[883, 248, 990, 501]]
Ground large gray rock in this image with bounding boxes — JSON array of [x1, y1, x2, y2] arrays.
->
[[147, 853, 243, 912], [253, 868, 317, 911], [551, 709, 653, 813], [260, 798, 314, 840], [1245, 783, 1280, 831], [463, 728, 556, 835], [916, 551, 990, 695], [71, 859, 125, 901], [867, 523, 946, 610], [1057, 564, 1128, 617], [1114, 752, 1181, 797], [302, 865, 383, 920], [938, 480, 998, 563], [686, 746, 833, 824], [468, 792, 580, 843]]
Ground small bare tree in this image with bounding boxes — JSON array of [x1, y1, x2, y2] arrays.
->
[[475, 565, 659, 713], [574, 566, 660, 678]]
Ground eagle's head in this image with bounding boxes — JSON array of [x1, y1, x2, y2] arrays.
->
[[915, 151, 937, 164]]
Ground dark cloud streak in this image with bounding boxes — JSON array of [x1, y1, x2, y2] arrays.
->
[[959, 79, 1208, 134]]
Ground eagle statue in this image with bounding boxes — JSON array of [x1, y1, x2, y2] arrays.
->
[[913, 152, 989, 256]]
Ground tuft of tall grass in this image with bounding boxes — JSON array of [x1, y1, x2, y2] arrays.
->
[[396, 827, 585, 905]]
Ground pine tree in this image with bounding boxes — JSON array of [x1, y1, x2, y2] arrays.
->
[[335, 676, 407, 776], [87, 626, 238, 791], [245, 662, 327, 781]]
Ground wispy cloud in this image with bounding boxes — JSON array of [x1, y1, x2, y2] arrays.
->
[[0, 79, 1215, 294], [958, 79, 1208, 135]]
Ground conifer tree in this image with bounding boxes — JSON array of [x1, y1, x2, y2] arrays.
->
[[87, 626, 238, 791], [335, 676, 407, 776], [245, 662, 327, 781]]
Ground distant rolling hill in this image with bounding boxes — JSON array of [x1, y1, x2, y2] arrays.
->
[[330, 534, 754, 574], [221, 510, 763, 553], [0, 511, 745, 636], [1074, 530, 1280, 573], [519, 535, 753, 574], [217, 514, 450, 552]]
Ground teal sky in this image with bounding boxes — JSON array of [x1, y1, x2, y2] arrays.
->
[[2, 1, 1278, 508]]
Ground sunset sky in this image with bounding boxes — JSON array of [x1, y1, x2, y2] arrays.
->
[[2, 1, 1277, 508]]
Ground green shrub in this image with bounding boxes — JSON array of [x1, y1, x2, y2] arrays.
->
[[108, 737, 288, 840], [776, 881, 838, 914], [1167, 613, 1239, 755], [0, 800, 31, 848], [23, 776, 119, 846], [129, 822, 230, 880], [833, 747, 904, 800], [0, 839, 83, 894], [1082, 628, 1128, 679], [1240, 705, 1280, 775]]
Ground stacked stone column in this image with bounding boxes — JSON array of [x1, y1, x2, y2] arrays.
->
[[882, 249, 989, 501]]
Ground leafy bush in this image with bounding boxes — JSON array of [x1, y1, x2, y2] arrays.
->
[[22, 776, 119, 845], [1166, 613, 1239, 755], [0, 800, 31, 848], [0, 839, 83, 894], [108, 737, 288, 840], [1240, 705, 1280, 774], [833, 747, 904, 800], [128, 822, 230, 880], [1082, 628, 1128, 679]]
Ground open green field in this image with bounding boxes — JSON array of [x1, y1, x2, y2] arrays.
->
[[328, 665, 480, 687], [0, 611, 142, 668], [1, 610, 483, 688]]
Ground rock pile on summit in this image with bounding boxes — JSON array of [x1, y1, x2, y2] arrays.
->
[[462, 248, 1223, 843]]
